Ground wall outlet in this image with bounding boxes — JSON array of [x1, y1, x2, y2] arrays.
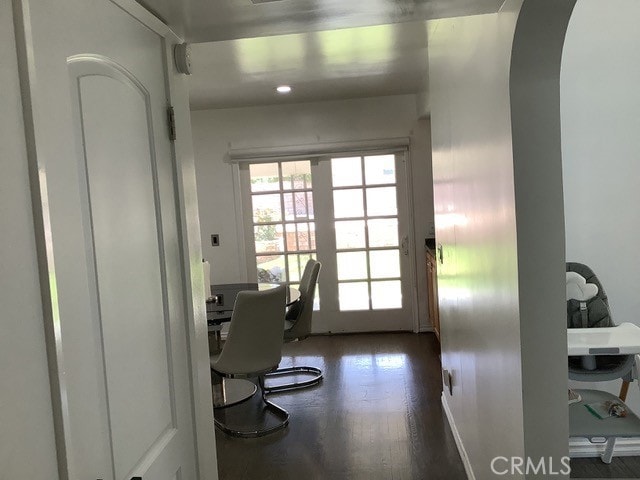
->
[[211, 234, 220, 246], [442, 369, 453, 395]]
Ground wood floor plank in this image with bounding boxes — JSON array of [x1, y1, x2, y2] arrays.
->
[[571, 455, 640, 478]]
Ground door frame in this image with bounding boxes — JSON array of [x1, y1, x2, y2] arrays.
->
[[13, 1, 216, 478]]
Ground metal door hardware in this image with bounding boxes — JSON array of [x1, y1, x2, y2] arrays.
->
[[166, 106, 176, 141], [401, 235, 409, 256]]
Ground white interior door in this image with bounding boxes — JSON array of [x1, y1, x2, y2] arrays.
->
[[17, 0, 198, 478], [240, 152, 415, 333]]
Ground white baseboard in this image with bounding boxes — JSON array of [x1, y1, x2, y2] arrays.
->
[[441, 398, 640, 473], [442, 393, 475, 480], [569, 437, 640, 457]]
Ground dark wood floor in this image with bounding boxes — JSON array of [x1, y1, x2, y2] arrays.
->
[[213, 332, 467, 480], [571, 455, 640, 478]]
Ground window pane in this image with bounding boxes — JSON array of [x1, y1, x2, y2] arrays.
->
[[366, 187, 397, 216], [284, 223, 315, 253], [250, 163, 280, 192], [256, 254, 286, 283], [368, 219, 398, 247], [287, 222, 316, 250], [297, 222, 315, 251], [364, 154, 396, 185], [289, 253, 315, 283], [333, 189, 364, 218], [313, 285, 320, 310], [293, 192, 311, 219], [287, 256, 302, 282], [339, 282, 369, 311], [369, 250, 400, 278], [285, 223, 298, 251], [282, 193, 294, 221], [371, 281, 402, 309], [335, 220, 366, 249], [254, 225, 282, 253], [281, 161, 311, 190], [288, 267, 300, 284], [307, 192, 315, 220], [252, 194, 282, 222], [331, 157, 362, 187], [283, 192, 313, 221], [308, 222, 316, 250], [337, 251, 367, 280]]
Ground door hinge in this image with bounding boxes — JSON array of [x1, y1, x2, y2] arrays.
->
[[167, 106, 176, 141]]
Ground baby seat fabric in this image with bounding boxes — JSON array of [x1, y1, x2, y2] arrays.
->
[[567, 262, 635, 381], [566, 262, 613, 329]]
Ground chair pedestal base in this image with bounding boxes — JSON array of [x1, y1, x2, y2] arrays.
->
[[214, 398, 289, 438], [213, 375, 289, 438], [212, 377, 257, 409], [263, 366, 323, 393]]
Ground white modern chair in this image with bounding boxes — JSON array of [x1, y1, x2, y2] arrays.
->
[[210, 284, 288, 437], [264, 259, 322, 393]]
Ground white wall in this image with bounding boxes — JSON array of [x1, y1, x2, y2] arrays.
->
[[510, 0, 576, 467], [0, 3, 60, 479], [562, 0, 640, 415], [429, 8, 526, 478], [429, 1, 573, 477], [191, 94, 434, 330]]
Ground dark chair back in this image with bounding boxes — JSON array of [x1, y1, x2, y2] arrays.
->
[[285, 259, 321, 341]]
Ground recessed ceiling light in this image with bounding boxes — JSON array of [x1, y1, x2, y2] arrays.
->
[[276, 85, 292, 94]]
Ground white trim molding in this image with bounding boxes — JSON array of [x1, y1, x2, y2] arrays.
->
[[442, 393, 475, 480], [225, 137, 410, 164], [109, 0, 170, 35], [163, 29, 219, 480]]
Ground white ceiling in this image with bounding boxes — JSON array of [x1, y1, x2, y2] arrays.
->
[[137, 0, 505, 110], [139, 0, 504, 42], [188, 21, 429, 110]]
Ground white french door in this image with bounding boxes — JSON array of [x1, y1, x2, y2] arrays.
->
[[240, 151, 414, 333]]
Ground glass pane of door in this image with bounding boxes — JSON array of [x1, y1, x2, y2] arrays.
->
[[330, 154, 408, 319], [247, 161, 319, 306]]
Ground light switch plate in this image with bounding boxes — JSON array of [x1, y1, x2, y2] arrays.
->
[[211, 234, 220, 246]]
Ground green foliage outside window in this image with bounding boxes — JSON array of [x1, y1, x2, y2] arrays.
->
[[254, 209, 278, 241]]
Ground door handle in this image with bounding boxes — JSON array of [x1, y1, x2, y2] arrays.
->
[[401, 236, 409, 256]]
